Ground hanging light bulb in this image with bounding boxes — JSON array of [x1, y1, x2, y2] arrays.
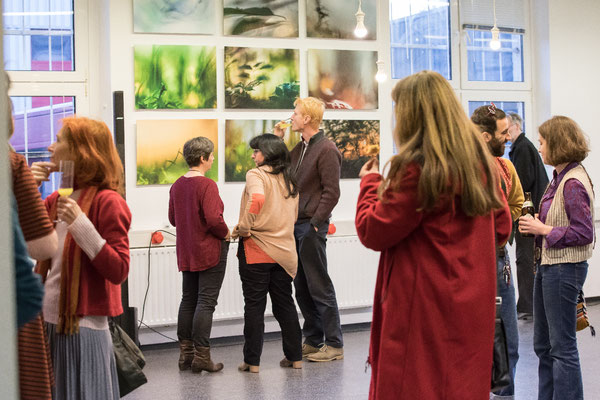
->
[[375, 60, 387, 83], [354, 0, 368, 38], [489, 0, 501, 50], [490, 26, 501, 50]]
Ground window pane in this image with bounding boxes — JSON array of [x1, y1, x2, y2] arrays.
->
[[390, 0, 451, 80], [3, 0, 75, 71], [466, 30, 524, 82], [468, 101, 525, 159], [9, 96, 75, 198]]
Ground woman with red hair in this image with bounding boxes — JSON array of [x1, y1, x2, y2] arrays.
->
[[32, 116, 131, 400]]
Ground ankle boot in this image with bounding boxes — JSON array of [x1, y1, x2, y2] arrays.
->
[[191, 345, 224, 373], [178, 340, 194, 371]]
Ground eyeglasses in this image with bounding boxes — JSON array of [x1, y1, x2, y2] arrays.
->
[[487, 102, 497, 116]]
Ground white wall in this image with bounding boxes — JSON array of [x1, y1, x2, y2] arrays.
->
[[99, 0, 395, 235], [545, 0, 600, 295]]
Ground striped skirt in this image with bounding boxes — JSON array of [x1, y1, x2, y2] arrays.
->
[[19, 314, 53, 400], [46, 323, 120, 400]]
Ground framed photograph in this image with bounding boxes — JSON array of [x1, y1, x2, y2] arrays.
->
[[224, 0, 298, 37], [306, 0, 376, 40], [308, 49, 378, 110], [225, 119, 301, 182], [134, 45, 217, 110], [136, 119, 218, 185], [133, 0, 215, 34], [225, 47, 299, 109]]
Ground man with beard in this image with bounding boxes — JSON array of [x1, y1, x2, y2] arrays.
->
[[472, 104, 524, 400]]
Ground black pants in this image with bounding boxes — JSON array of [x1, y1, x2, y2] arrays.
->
[[515, 231, 535, 314], [237, 239, 302, 366], [177, 240, 229, 347], [293, 221, 343, 348]]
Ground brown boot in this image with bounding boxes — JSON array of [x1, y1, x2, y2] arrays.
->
[[178, 340, 194, 371], [191, 345, 224, 373]]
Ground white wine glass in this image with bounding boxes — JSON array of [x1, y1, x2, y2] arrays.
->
[[56, 160, 74, 222]]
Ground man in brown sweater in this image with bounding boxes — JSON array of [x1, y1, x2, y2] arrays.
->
[[274, 97, 344, 362]]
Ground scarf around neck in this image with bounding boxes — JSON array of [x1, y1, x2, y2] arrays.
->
[[37, 186, 98, 334]]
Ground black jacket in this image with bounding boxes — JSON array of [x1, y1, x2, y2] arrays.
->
[[509, 133, 549, 211]]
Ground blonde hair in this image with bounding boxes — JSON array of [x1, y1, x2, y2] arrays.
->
[[383, 70, 502, 216], [538, 116, 590, 166], [294, 97, 324, 130]]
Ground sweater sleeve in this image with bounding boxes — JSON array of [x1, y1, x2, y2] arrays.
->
[[355, 166, 423, 251], [506, 159, 524, 221], [201, 180, 229, 239], [311, 145, 341, 226], [88, 192, 132, 285], [168, 186, 176, 227], [237, 169, 265, 237]]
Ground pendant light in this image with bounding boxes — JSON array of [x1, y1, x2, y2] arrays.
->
[[489, 0, 501, 50], [354, 0, 368, 38]]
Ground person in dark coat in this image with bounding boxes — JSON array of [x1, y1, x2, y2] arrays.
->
[[508, 113, 549, 318]]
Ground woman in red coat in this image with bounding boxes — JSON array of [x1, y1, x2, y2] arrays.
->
[[355, 71, 512, 400]]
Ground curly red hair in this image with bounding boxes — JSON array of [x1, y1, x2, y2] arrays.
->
[[60, 116, 124, 195]]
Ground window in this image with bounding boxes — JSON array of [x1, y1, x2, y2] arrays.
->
[[465, 29, 523, 82], [389, 0, 451, 80], [3, 0, 75, 71]]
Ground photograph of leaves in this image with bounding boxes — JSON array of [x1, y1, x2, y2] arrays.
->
[[137, 119, 218, 186], [306, 0, 376, 39], [225, 119, 301, 182], [133, 0, 215, 34], [135, 45, 217, 110], [225, 46, 299, 109], [308, 49, 378, 110], [224, 0, 298, 37], [323, 120, 380, 179]]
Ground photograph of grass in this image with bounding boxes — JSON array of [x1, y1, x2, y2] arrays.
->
[[136, 119, 218, 186], [134, 45, 217, 110], [224, 0, 298, 38], [306, 0, 376, 39], [308, 49, 378, 110], [133, 0, 215, 34], [322, 120, 380, 179], [225, 119, 301, 182], [225, 47, 299, 109]]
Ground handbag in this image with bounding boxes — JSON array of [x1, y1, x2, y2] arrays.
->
[[109, 319, 148, 397], [576, 290, 596, 337], [491, 297, 511, 392]]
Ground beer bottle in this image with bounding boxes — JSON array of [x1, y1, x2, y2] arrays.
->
[[521, 192, 535, 237]]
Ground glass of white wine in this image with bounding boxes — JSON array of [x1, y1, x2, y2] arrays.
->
[[58, 160, 74, 198]]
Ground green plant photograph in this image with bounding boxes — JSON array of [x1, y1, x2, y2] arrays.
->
[[133, 0, 215, 34], [307, 0, 376, 39], [225, 119, 301, 182], [225, 46, 299, 109], [136, 119, 219, 185], [308, 49, 378, 110], [224, 0, 298, 38], [134, 45, 217, 110], [322, 120, 380, 179]]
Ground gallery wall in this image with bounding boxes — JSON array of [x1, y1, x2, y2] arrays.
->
[[103, 0, 394, 235]]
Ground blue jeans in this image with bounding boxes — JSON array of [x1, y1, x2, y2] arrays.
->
[[293, 221, 343, 348], [534, 261, 588, 400], [494, 247, 519, 397]]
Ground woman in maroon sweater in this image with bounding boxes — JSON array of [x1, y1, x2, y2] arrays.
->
[[31, 116, 131, 400], [168, 137, 230, 373]]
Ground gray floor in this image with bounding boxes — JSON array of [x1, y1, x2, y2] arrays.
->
[[124, 303, 600, 400]]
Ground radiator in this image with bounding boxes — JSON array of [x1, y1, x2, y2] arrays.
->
[[128, 237, 379, 327]]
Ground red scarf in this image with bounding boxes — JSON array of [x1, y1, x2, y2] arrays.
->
[[37, 187, 98, 334], [495, 157, 512, 196]]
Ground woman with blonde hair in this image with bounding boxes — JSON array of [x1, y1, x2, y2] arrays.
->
[[355, 70, 512, 399], [519, 116, 594, 400], [32, 116, 131, 399]]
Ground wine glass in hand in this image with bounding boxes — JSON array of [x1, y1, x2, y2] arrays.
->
[[57, 160, 74, 198]]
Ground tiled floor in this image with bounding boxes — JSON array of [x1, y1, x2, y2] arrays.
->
[[124, 303, 600, 399]]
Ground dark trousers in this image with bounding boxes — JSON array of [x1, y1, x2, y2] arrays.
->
[[177, 240, 229, 347], [293, 221, 343, 348], [237, 239, 302, 366], [515, 230, 535, 314]]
